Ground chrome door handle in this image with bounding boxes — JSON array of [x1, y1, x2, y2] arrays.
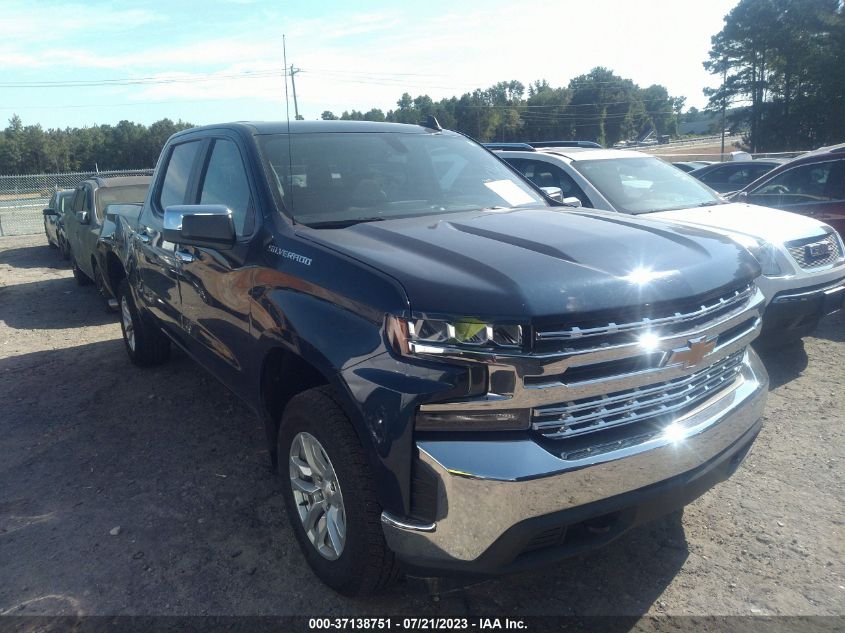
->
[[137, 231, 151, 244], [175, 248, 195, 263]]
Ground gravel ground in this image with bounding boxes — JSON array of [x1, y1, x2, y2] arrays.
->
[[0, 233, 843, 621]]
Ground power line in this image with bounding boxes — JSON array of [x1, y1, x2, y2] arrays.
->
[[0, 69, 290, 89]]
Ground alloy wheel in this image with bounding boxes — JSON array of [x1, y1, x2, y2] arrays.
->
[[289, 431, 347, 560], [121, 295, 135, 352]]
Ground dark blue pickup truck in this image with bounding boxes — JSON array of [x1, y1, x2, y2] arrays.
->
[[108, 120, 768, 595]]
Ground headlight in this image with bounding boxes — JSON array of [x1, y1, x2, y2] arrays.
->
[[734, 235, 784, 276], [387, 316, 523, 355]]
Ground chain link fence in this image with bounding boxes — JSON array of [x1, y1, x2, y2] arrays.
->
[[0, 168, 153, 237]]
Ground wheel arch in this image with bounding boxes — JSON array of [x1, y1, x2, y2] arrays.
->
[[105, 251, 127, 298]]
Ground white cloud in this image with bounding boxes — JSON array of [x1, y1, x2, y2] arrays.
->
[[1, 0, 740, 127]]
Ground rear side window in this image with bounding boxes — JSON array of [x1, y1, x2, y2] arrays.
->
[[199, 139, 254, 236], [697, 165, 731, 184], [158, 141, 202, 211]]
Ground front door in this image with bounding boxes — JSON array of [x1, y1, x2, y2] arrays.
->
[[175, 136, 259, 398]]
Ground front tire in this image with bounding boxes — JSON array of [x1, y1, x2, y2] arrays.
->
[[278, 386, 399, 596], [117, 279, 171, 367]]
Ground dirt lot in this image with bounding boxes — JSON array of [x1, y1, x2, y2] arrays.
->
[[0, 233, 843, 620]]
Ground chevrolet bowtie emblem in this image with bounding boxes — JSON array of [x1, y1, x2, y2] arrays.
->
[[669, 336, 717, 369]]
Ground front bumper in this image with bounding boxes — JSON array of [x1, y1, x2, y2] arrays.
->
[[760, 277, 845, 339], [381, 348, 768, 576]]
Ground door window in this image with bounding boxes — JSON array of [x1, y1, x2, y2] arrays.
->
[[198, 139, 254, 236], [749, 160, 844, 206], [82, 186, 93, 212], [507, 158, 590, 206], [71, 188, 84, 213], [158, 141, 202, 211]]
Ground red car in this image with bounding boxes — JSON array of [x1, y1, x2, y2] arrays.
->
[[732, 143, 845, 236]]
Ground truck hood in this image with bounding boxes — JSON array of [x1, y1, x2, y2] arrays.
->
[[299, 207, 759, 320], [650, 202, 829, 244]]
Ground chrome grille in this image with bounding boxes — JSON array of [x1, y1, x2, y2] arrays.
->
[[535, 284, 754, 350], [787, 233, 842, 269], [532, 350, 745, 439]]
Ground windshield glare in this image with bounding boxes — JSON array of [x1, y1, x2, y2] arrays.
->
[[572, 156, 722, 214], [259, 132, 546, 226]]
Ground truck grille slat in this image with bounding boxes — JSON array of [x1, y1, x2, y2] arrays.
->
[[532, 351, 745, 439], [535, 285, 753, 346]]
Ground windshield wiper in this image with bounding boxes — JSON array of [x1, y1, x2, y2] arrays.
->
[[695, 200, 727, 207], [304, 217, 387, 229]]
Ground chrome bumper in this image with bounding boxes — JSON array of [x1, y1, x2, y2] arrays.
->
[[381, 348, 768, 568]]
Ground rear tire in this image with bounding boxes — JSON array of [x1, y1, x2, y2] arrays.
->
[[71, 254, 92, 286], [278, 386, 399, 596], [117, 279, 170, 367]]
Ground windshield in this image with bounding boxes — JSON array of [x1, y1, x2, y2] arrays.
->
[[95, 185, 149, 214], [259, 132, 546, 227], [571, 156, 723, 214]]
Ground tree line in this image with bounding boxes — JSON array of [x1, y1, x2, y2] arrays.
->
[[704, 0, 844, 151], [320, 67, 685, 147], [0, 116, 193, 175]]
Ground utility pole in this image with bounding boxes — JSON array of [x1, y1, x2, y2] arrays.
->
[[290, 65, 302, 120], [720, 61, 727, 160]]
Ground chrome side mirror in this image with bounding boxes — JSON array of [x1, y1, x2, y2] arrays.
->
[[541, 186, 564, 203], [163, 204, 235, 250], [562, 196, 582, 208]]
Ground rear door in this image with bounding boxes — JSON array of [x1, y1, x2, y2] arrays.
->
[[175, 134, 260, 396], [134, 138, 205, 335]]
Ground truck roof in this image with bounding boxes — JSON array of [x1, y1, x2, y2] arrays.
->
[[84, 175, 152, 188], [173, 120, 455, 138]]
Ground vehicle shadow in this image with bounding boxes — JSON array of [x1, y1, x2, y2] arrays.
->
[[813, 307, 845, 343], [0, 276, 115, 330], [755, 339, 809, 390], [0, 244, 68, 270], [437, 510, 689, 620], [0, 340, 687, 620]]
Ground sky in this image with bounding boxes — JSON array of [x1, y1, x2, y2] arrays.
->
[[0, 0, 740, 130]]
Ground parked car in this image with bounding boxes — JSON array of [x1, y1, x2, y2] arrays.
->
[[111, 120, 767, 595], [688, 159, 783, 193], [41, 188, 75, 259], [63, 175, 151, 302], [729, 143, 845, 237], [496, 146, 845, 344], [672, 161, 716, 173], [484, 141, 603, 151]]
